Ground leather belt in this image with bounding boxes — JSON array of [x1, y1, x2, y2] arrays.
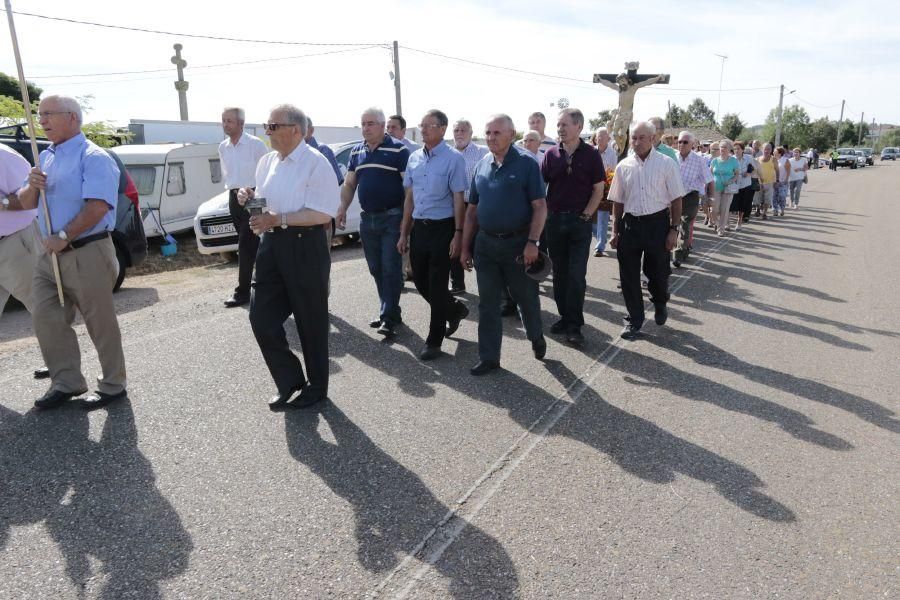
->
[[624, 208, 669, 222], [482, 228, 528, 239], [61, 231, 109, 252], [413, 217, 454, 226]]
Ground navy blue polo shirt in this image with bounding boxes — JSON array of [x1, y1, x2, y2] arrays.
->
[[348, 134, 409, 212], [469, 145, 545, 233]]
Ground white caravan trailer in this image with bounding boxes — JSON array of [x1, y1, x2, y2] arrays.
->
[[110, 143, 224, 237]]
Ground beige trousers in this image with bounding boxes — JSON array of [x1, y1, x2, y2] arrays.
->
[[0, 221, 41, 319], [31, 236, 127, 395]]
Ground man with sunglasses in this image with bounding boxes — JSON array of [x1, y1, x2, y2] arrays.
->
[[398, 109, 468, 362], [239, 105, 339, 410], [673, 131, 714, 268], [541, 108, 605, 345]]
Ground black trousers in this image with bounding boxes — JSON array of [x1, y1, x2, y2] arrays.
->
[[616, 210, 671, 326], [229, 188, 260, 298], [544, 212, 593, 330], [249, 226, 331, 398], [674, 191, 700, 262], [410, 218, 466, 347]]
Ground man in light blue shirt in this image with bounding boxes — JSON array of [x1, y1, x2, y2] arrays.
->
[[14, 95, 128, 410], [399, 109, 469, 361]]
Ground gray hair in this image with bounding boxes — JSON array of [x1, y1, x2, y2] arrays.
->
[[558, 108, 584, 128], [361, 107, 386, 123], [523, 129, 541, 142], [271, 104, 308, 136], [43, 94, 83, 125], [306, 116, 313, 129], [632, 121, 656, 136], [648, 116, 666, 131], [594, 126, 609, 136], [487, 114, 516, 133], [453, 119, 473, 131], [223, 107, 245, 122], [678, 130, 694, 142]]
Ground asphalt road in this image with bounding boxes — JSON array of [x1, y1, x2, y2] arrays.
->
[[1, 162, 898, 599]]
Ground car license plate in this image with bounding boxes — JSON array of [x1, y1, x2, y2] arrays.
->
[[207, 223, 235, 235]]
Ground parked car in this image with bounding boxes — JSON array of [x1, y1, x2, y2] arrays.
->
[[853, 150, 867, 168], [881, 147, 898, 161], [835, 148, 860, 169], [0, 124, 147, 291], [857, 148, 874, 166], [194, 141, 363, 255], [111, 143, 222, 238]]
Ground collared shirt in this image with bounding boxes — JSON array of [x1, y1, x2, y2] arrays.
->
[[35, 132, 119, 239], [598, 145, 618, 176], [469, 146, 544, 233], [678, 150, 714, 195], [393, 136, 421, 153], [454, 142, 488, 201], [515, 135, 557, 157], [0, 144, 37, 237], [541, 139, 605, 213], [348, 134, 409, 212], [608, 148, 685, 216], [655, 142, 679, 162], [403, 141, 467, 219], [254, 141, 339, 217], [306, 136, 344, 186], [737, 154, 755, 188], [218, 132, 268, 189]]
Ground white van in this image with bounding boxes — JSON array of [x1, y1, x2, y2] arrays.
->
[[111, 143, 223, 237]]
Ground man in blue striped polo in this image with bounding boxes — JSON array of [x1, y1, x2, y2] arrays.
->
[[337, 107, 410, 337]]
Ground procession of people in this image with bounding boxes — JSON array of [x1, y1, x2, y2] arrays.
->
[[1, 95, 815, 411]]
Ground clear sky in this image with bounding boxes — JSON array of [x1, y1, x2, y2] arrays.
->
[[2, 0, 897, 134]]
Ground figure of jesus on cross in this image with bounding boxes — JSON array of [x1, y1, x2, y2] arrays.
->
[[594, 61, 669, 159]]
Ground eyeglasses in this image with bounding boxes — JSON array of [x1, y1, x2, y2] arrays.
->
[[418, 123, 443, 130], [264, 123, 296, 132], [677, 140, 691, 145], [38, 111, 72, 119]]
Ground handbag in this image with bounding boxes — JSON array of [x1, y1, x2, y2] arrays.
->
[[750, 177, 760, 192], [803, 174, 808, 184]]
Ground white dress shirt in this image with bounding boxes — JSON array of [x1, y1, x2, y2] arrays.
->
[[254, 141, 340, 218], [599, 145, 618, 174], [608, 148, 685, 216], [219, 132, 269, 189]]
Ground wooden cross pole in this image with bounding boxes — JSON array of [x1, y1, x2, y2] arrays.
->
[[4, 0, 65, 306]]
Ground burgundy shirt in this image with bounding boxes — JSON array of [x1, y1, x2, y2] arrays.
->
[[541, 139, 605, 213]]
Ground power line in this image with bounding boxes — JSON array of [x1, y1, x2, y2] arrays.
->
[[793, 95, 842, 110], [3, 9, 384, 47]]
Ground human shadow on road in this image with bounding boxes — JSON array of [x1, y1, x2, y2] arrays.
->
[[284, 404, 519, 599], [0, 401, 193, 599], [540, 360, 797, 522]]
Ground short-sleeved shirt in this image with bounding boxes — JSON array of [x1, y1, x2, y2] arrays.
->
[[678, 150, 714, 195], [757, 156, 777, 185], [608, 148, 685, 216], [788, 157, 807, 181], [348, 134, 409, 212], [711, 156, 740, 193], [218, 132, 268, 189], [655, 142, 679, 162], [455, 142, 489, 201], [254, 141, 339, 217], [36, 132, 119, 240], [306, 136, 344, 186], [541, 139, 605, 213], [469, 145, 545, 233], [0, 144, 37, 237], [403, 142, 467, 220], [737, 154, 754, 189]]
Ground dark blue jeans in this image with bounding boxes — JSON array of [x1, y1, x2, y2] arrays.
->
[[474, 232, 543, 363], [544, 212, 593, 330], [359, 208, 403, 325]]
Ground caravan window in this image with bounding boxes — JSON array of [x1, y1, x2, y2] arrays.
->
[[209, 159, 222, 184], [166, 163, 185, 196], [128, 166, 157, 196]]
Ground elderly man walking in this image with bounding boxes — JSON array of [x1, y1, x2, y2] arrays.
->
[[593, 126, 618, 257], [398, 109, 469, 362], [673, 131, 714, 267], [609, 121, 685, 340], [219, 107, 268, 307], [14, 95, 128, 409], [337, 107, 409, 337], [451, 118, 488, 295], [541, 108, 605, 344]]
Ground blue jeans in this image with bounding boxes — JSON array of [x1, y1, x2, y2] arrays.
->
[[789, 180, 803, 206], [545, 212, 593, 329], [773, 182, 788, 213], [473, 232, 543, 362], [594, 210, 610, 251], [359, 208, 403, 325]]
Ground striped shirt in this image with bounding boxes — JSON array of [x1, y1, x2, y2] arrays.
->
[[455, 142, 488, 201], [608, 148, 685, 216], [348, 134, 410, 212], [678, 150, 714, 195]]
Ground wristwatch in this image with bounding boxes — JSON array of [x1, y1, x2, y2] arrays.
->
[[57, 229, 69, 242], [579, 212, 592, 221], [669, 225, 678, 232], [527, 239, 540, 247], [280, 213, 288, 229]]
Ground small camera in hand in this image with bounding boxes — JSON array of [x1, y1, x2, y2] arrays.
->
[[246, 197, 267, 216]]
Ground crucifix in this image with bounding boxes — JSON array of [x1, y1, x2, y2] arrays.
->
[[171, 43, 189, 121], [594, 61, 669, 159]]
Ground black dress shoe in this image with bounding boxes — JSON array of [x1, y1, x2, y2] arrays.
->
[[369, 318, 382, 328], [500, 302, 517, 317], [450, 283, 466, 295], [672, 258, 682, 268], [287, 388, 327, 409], [531, 336, 547, 360], [566, 328, 585, 345], [654, 304, 668, 326], [268, 386, 302, 411], [33, 367, 50, 379], [419, 346, 442, 361], [376, 321, 396, 337], [470, 360, 500, 376], [81, 389, 128, 410], [224, 293, 250, 308], [445, 304, 469, 337], [34, 388, 87, 410], [549, 319, 567, 334], [620, 322, 643, 340]]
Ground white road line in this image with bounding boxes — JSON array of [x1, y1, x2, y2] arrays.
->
[[375, 234, 733, 598]]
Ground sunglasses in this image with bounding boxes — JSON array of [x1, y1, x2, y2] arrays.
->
[[264, 123, 296, 132], [677, 140, 691, 144]]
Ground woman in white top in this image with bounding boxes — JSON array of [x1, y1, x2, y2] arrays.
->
[[787, 147, 808, 209], [773, 147, 791, 216]]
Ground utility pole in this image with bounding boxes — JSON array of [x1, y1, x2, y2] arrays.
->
[[171, 43, 189, 121], [835, 100, 845, 149], [714, 54, 727, 121], [857, 112, 865, 145], [392, 41, 402, 117], [774, 85, 795, 147]]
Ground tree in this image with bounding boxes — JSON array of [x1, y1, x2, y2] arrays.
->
[[760, 104, 810, 148], [666, 104, 688, 128], [807, 117, 837, 151], [588, 109, 614, 131], [1, 93, 130, 148], [720, 113, 745, 140], [0, 72, 42, 103], [686, 98, 716, 127]]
